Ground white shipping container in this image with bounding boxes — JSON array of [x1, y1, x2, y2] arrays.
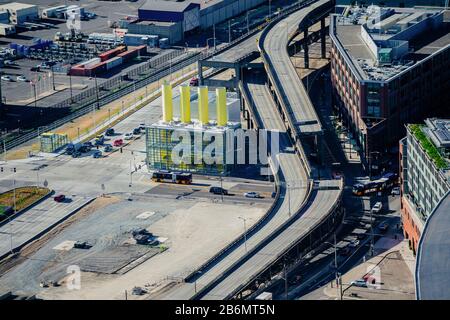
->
[[148, 35, 159, 48], [42, 5, 67, 19], [106, 56, 122, 70], [82, 57, 101, 68], [0, 23, 15, 36], [159, 38, 169, 49]]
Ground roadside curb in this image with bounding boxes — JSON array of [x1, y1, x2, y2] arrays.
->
[[0, 188, 54, 228], [0, 197, 95, 263]]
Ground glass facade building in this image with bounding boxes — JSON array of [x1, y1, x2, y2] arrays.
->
[[146, 121, 240, 176]]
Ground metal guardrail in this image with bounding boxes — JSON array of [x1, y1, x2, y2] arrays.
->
[[183, 0, 330, 292], [1, 51, 199, 153], [191, 0, 342, 300], [257, 0, 324, 178], [223, 178, 344, 300]]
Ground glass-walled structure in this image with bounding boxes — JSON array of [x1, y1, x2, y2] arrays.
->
[[39, 133, 69, 153], [146, 122, 240, 176]]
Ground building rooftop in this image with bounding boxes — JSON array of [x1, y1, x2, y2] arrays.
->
[[140, 0, 200, 13], [416, 191, 450, 300], [0, 2, 38, 10], [332, 5, 449, 81], [409, 119, 450, 178]]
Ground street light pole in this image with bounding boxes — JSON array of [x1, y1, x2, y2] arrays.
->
[[287, 182, 291, 217], [238, 217, 248, 253]]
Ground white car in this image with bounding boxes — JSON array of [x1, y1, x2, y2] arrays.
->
[[371, 202, 383, 213], [124, 133, 133, 140], [244, 192, 261, 198], [349, 239, 360, 248], [351, 279, 367, 287], [16, 75, 27, 82], [1, 75, 12, 82], [391, 187, 400, 196]]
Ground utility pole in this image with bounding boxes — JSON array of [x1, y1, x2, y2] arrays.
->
[[287, 182, 291, 217], [69, 73, 73, 103], [33, 82, 37, 107], [51, 65, 56, 91], [284, 257, 288, 300], [246, 10, 249, 33], [0, 70, 3, 108], [238, 217, 248, 253], [220, 174, 224, 202], [94, 74, 100, 110], [213, 23, 216, 51]]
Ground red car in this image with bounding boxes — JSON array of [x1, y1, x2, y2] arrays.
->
[[189, 77, 199, 86], [54, 194, 66, 202], [113, 139, 123, 147]]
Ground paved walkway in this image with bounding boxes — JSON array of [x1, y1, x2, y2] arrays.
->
[[0, 195, 93, 261]]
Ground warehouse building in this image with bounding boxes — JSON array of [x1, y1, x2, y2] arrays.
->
[[121, 0, 266, 44], [0, 2, 39, 25], [330, 5, 450, 171], [399, 118, 450, 255], [146, 84, 241, 176]]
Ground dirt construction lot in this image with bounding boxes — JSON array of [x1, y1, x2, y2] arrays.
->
[[0, 192, 268, 299]]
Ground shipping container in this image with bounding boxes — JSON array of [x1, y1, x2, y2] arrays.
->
[[117, 49, 138, 62], [159, 38, 169, 49], [85, 61, 107, 76], [105, 56, 123, 70], [148, 35, 159, 48], [81, 57, 101, 68], [99, 45, 126, 61], [70, 67, 87, 77]]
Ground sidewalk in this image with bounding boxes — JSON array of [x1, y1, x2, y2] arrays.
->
[[321, 234, 416, 300]]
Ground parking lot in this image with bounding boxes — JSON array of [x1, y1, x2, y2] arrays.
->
[[0, 189, 269, 299], [0, 0, 173, 107]]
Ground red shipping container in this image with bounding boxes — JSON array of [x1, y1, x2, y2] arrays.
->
[[99, 46, 126, 61]]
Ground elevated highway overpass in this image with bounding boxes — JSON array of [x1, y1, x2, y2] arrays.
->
[[155, 0, 341, 301]]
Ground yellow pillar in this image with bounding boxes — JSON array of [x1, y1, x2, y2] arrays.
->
[[180, 85, 191, 123], [162, 83, 173, 122], [216, 87, 227, 126], [198, 86, 209, 125]]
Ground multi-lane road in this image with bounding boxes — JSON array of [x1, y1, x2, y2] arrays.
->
[[260, 0, 331, 136]]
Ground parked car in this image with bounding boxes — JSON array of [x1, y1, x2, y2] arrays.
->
[[378, 221, 389, 232], [332, 171, 342, 179], [92, 150, 102, 158], [54, 194, 66, 202], [73, 241, 90, 249], [124, 133, 133, 140], [349, 239, 360, 248], [139, 123, 146, 131], [105, 128, 115, 136], [30, 65, 41, 72], [16, 75, 28, 82], [113, 139, 123, 147], [209, 186, 228, 195], [356, 233, 366, 240], [103, 144, 113, 152], [371, 202, 383, 213], [351, 279, 367, 288], [1, 75, 12, 82], [244, 192, 261, 198], [339, 246, 351, 256], [391, 186, 400, 196], [133, 128, 141, 135], [189, 77, 199, 86], [3, 60, 14, 66], [72, 151, 81, 158]]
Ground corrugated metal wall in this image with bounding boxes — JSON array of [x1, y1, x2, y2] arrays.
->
[[200, 0, 266, 29]]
